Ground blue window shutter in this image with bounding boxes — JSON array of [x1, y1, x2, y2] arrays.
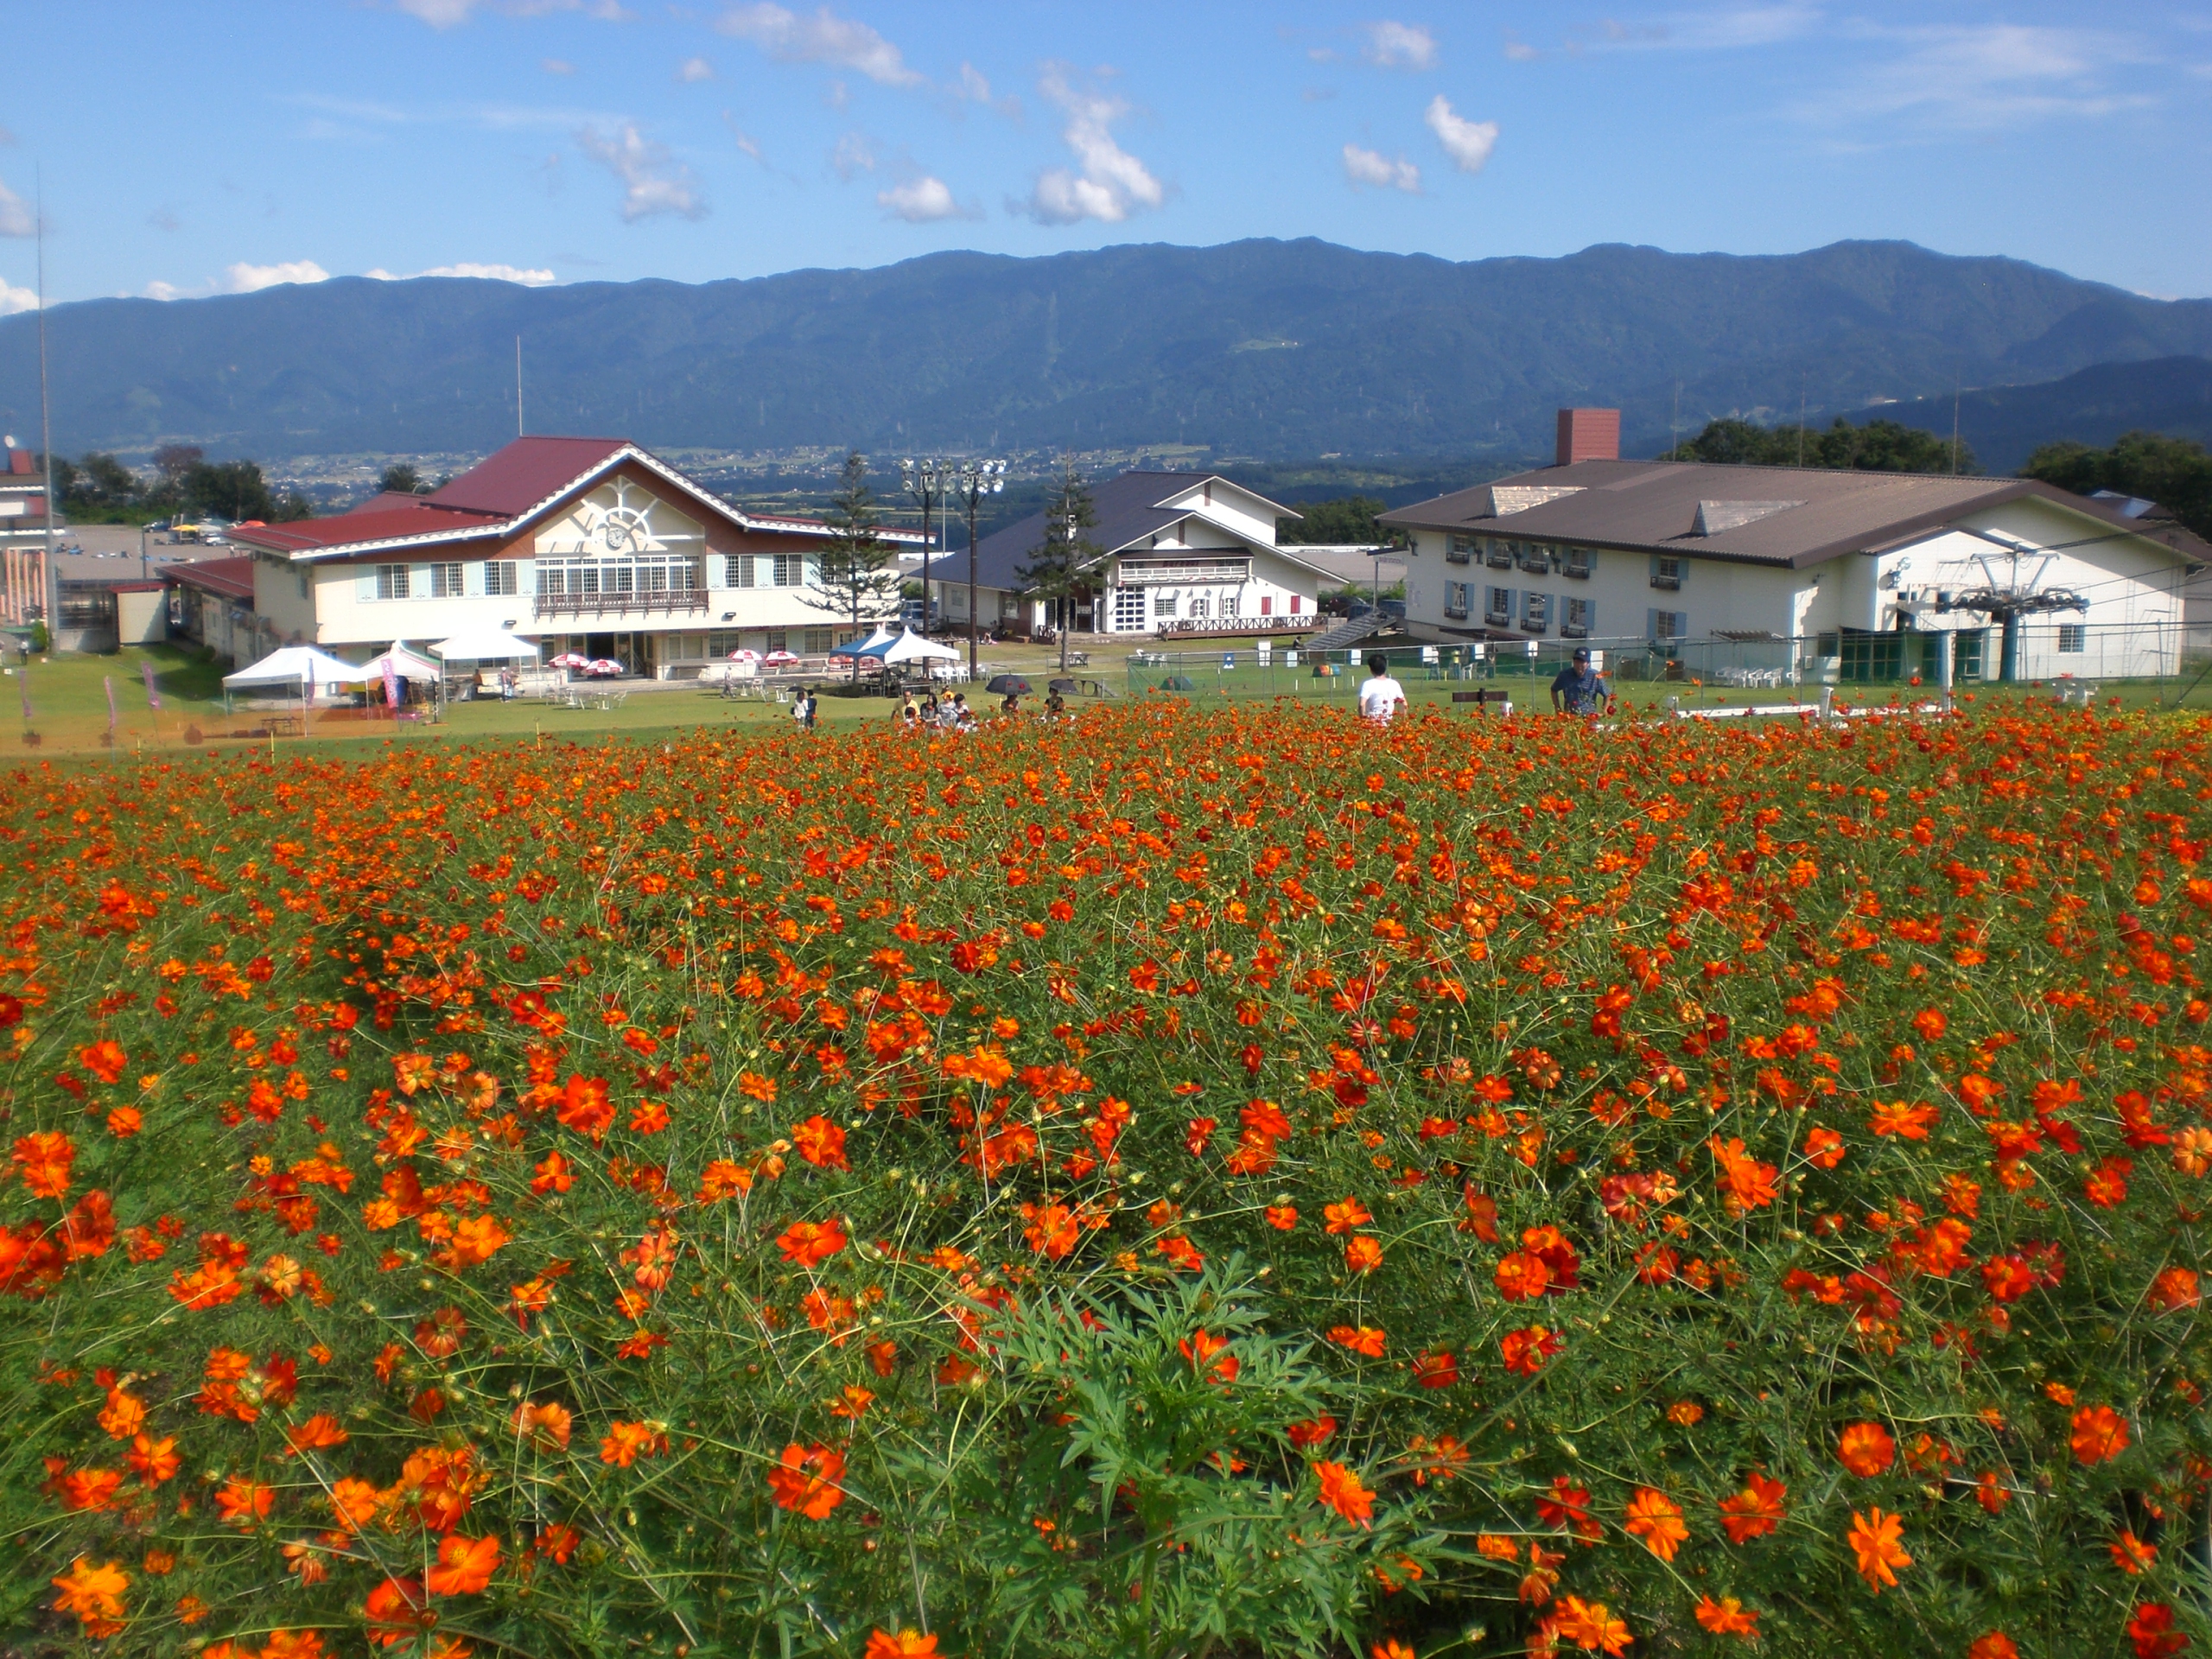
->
[[355, 570, 376, 602]]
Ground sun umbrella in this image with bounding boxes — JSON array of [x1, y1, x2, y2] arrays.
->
[[586, 658, 625, 677], [763, 650, 800, 665], [727, 648, 761, 663], [986, 674, 1032, 695], [550, 652, 590, 670]]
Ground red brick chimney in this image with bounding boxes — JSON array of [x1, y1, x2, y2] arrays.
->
[[8, 448, 31, 476], [1555, 408, 1620, 467]]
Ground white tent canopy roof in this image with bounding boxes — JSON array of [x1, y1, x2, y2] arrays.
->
[[223, 645, 365, 690], [430, 629, 542, 662], [359, 642, 443, 682], [880, 628, 959, 664], [849, 624, 902, 658]]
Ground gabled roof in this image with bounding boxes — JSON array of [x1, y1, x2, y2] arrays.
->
[[425, 436, 633, 516], [225, 435, 924, 563], [966, 470, 1312, 593], [1379, 459, 2210, 571], [164, 556, 257, 601]]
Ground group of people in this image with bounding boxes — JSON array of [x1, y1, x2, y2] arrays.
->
[[1357, 646, 1613, 725]]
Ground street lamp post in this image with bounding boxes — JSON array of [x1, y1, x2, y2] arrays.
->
[[897, 458, 950, 637], [950, 459, 1006, 677]]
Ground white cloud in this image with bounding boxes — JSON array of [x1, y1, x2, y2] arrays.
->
[[950, 60, 1020, 117], [1815, 22, 2155, 130], [395, 0, 630, 26], [1502, 32, 1539, 62], [715, 3, 920, 86], [677, 56, 715, 83], [576, 124, 707, 219], [543, 56, 575, 73], [0, 179, 33, 238], [1017, 65, 1164, 226], [1342, 143, 1421, 192], [1363, 21, 1438, 70], [831, 130, 878, 179], [876, 175, 977, 222], [1424, 94, 1497, 173], [367, 262, 558, 284], [139, 281, 183, 302], [225, 259, 331, 293], [0, 281, 37, 314], [726, 114, 765, 161]]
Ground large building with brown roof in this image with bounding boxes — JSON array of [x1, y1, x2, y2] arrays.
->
[[222, 435, 920, 675], [1380, 409, 2207, 683]]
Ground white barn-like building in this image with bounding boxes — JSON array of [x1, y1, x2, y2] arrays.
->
[[955, 471, 1341, 640], [1381, 410, 2208, 682]]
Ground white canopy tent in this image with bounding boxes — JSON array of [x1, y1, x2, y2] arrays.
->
[[880, 628, 960, 665], [430, 630, 542, 664], [222, 645, 364, 694], [849, 624, 903, 659], [359, 643, 442, 683]]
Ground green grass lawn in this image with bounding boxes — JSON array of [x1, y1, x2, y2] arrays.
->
[[6, 642, 2202, 764]]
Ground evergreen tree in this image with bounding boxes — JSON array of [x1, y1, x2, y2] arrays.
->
[[1660, 415, 1973, 475], [1018, 459, 1102, 671], [803, 451, 902, 681], [2022, 431, 2212, 542]]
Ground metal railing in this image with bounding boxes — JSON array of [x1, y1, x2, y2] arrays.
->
[[533, 589, 709, 620]]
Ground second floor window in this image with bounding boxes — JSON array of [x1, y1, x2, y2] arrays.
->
[[429, 563, 465, 598], [376, 564, 410, 600], [486, 562, 518, 596], [772, 554, 805, 587]]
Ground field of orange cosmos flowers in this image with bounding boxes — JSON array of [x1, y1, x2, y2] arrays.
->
[[4, 698, 2212, 1659]]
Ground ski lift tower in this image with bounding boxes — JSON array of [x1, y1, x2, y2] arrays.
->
[[1941, 531, 2087, 683]]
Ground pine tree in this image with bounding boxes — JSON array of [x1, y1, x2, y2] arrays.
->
[[803, 451, 903, 681], [1018, 459, 1102, 671]]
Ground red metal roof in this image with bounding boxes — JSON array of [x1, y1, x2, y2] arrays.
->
[[232, 507, 512, 556], [165, 556, 257, 601], [346, 490, 478, 518], [426, 436, 632, 517]]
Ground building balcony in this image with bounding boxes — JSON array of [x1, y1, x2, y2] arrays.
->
[[533, 588, 709, 620]]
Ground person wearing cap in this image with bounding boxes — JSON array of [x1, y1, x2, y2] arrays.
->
[[1549, 648, 1611, 716]]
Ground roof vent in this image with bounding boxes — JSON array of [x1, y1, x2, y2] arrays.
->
[[1694, 499, 1802, 537], [1555, 408, 1620, 467]]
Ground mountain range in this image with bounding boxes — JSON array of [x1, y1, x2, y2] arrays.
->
[[3, 238, 2208, 469]]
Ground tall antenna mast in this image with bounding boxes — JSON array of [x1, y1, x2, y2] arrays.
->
[[36, 168, 54, 645], [1669, 382, 1681, 459], [516, 335, 524, 438], [1796, 376, 1806, 467], [1950, 373, 1962, 475]]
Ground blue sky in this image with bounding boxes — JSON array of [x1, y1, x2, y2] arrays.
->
[[2, 1, 2207, 312]]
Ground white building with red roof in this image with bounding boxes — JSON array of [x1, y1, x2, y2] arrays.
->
[[223, 435, 920, 675]]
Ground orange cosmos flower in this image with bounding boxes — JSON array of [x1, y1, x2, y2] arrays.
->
[[766, 1442, 848, 1519], [1287, 1415, 1336, 1448], [777, 1218, 848, 1267], [1324, 1197, 1373, 1234], [1410, 1350, 1459, 1389], [599, 1421, 669, 1467], [60, 1468, 124, 1511], [1965, 1636, 2019, 1659], [1344, 1235, 1384, 1274], [1313, 1460, 1375, 1529], [1710, 1136, 1778, 1213], [1719, 1471, 1787, 1542], [1327, 1325, 1387, 1357], [1847, 1507, 1910, 1592], [97, 1386, 145, 1440], [1265, 1204, 1298, 1230], [424, 1533, 501, 1597], [1548, 1595, 1632, 1655], [128, 1434, 181, 1485], [2126, 1603, 2188, 1659], [2150, 1268, 2201, 1312], [2112, 1531, 2158, 1575], [512, 1400, 574, 1449], [283, 1413, 350, 1455], [1802, 1126, 1846, 1168], [1695, 1596, 1760, 1636], [105, 1106, 142, 1139], [863, 1633, 940, 1659], [14, 1131, 76, 1198], [2070, 1404, 2130, 1465], [1870, 1098, 1938, 1140], [1837, 1421, 1896, 1477], [791, 1115, 850, 1171], [1501, 1325, 1563, 1376], [217, 1476, 274, 1527], [51, 1556, 129, 1634], [1494, 1250, 1551, 1302], [1179, 1328, 1239, 1383], [1623, 1487, 1688, 1560]]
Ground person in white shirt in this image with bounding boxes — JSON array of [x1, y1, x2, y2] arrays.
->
[[1357, 653, 1406, 724]]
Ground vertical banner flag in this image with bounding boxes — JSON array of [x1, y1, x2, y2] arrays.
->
[[141, 658, 161, 710], [383, 658, 401, 718], [105, 675, 118, 739]]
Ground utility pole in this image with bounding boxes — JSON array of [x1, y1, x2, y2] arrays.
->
[[516, 336, 524, 438], [899, 459, 949, 635], [950, 458, 1006, 677], [36, 169, 54, 648]]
